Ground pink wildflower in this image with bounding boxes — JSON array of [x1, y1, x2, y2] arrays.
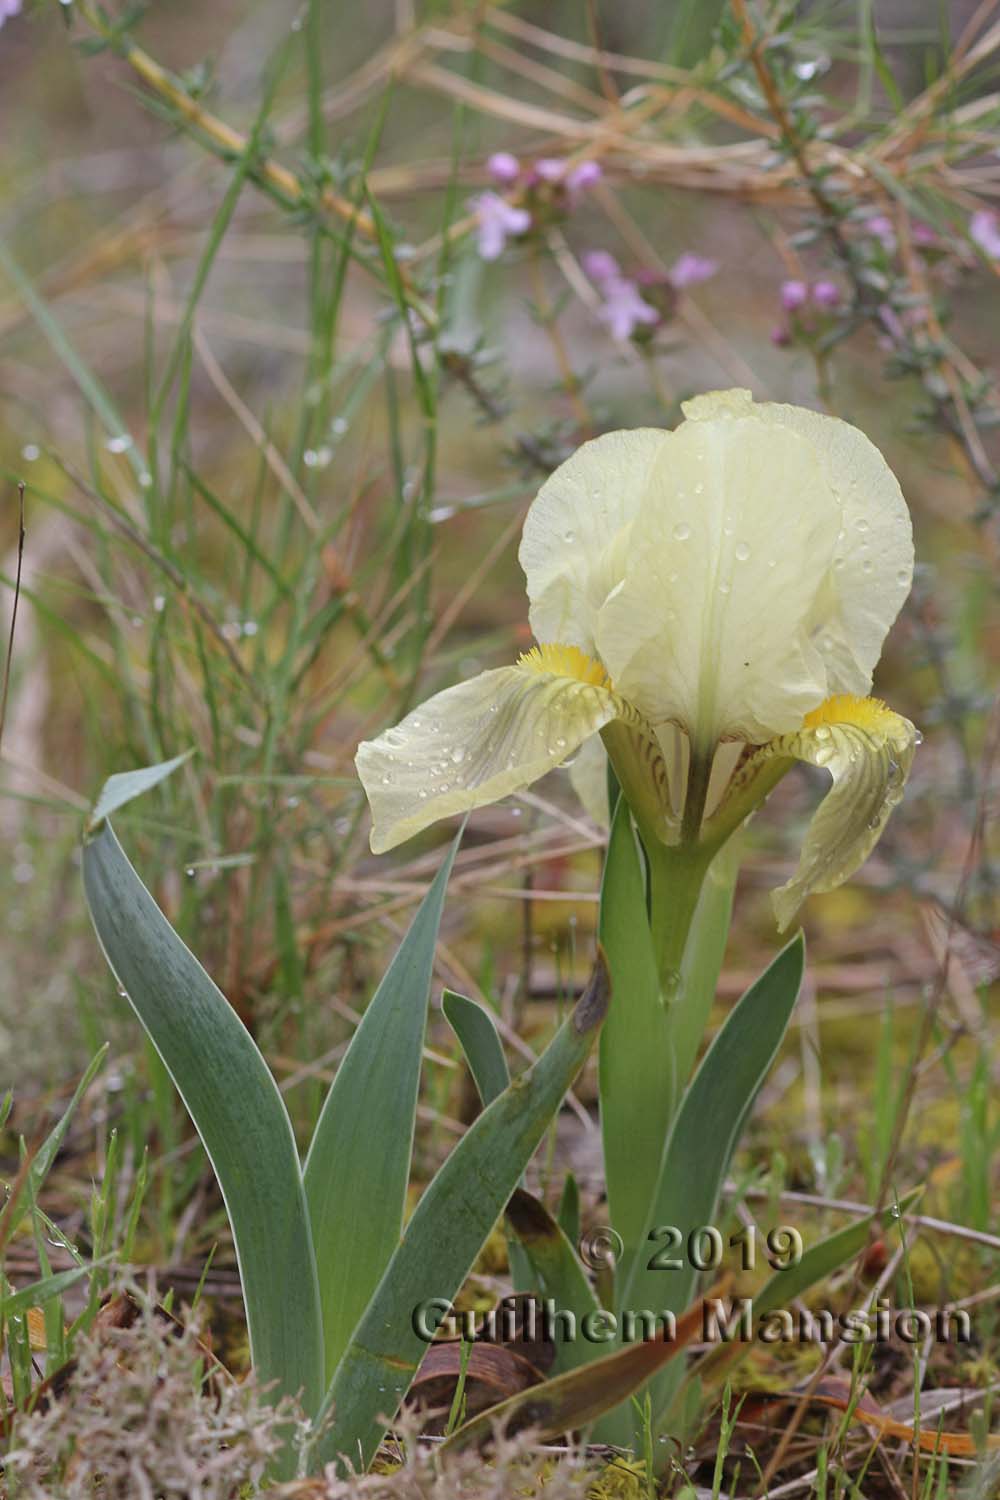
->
[[487, 152, 520, 185], [565, 160, 603, 196], [811, 280, 841, 308], [669, 252, 717, 288], [581, 250, 622, 283], [473, 193, 531, 261], [865, 214, 896, 250], [583, 252, 657, 339], [780, 279, 808, 311]]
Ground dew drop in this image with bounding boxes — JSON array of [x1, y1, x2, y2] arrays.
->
[[418, 789, 428, 799], [867, 814, 881, 831], [856, 517, 870, 533], [184, 867, 195, 878], [563, 529, 575, 543], [718, 580, 731, 595], [693, 481, 704, 495], [106, 433, 133, 454], [814, 725, 831, 741], [667, 571, 678, 584], [862, 559, 873, 573], [913, 729, 924, 746], [767, 558, 777, 570], [896, 568, 909, 586], [555, 736, 567, 749], [21, 443, 39, 462], [734, 541, 751, 562], [450, 747, 466, 764], [672, 521, 691, 541]]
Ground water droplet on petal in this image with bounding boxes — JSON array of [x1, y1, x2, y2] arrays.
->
[[563, 529, 575, 543], [418, 789, 428, 799], [734, 541, 751, 562], [897, 568, 909, 586], [856, 517, 870, 532], [814, 725, 831, 741], [913, 729, 924, 746], [693, 481, 704, 495], [450, 747, 465, 763], [862, 559, 873, 573], [672, 522, 691, 542]]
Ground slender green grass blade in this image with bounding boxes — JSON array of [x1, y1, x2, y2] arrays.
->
[[82, 820, 324, 1431], [754, 1186, 923, 1321], [314, 953, 610, 1474], [303, 833, 461, 1382], [0, 239, 148, 484]]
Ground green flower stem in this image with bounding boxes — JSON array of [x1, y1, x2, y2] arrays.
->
[[645, 838, 715, 1000]]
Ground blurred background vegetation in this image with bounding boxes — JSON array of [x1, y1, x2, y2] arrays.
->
[[0, 0, 999, 1489]]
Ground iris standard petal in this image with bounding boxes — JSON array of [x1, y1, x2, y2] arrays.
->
[[356, 645, 650, 854], [724, 694, 917, 931], [519, 428, 667, 655], [596, 403, 842, 748], [748, 396, 913, 695]]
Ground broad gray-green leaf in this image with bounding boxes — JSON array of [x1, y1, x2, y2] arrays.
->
[[88, 750, 193, 830], [443, 990, 509, 1106], [313, 953, 610, 1474], [504, 1188, 600, 1374], [304, 835, 460, 1381], [83, 821, 323, 1429]]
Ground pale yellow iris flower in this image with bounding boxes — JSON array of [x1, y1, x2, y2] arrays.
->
[[357, 389, 917, 929]]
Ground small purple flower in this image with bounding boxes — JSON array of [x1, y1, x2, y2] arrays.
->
[[473, 193, 531, 261], [912, 221, 938, 248], [669, 252, 718, 289], [970, 209, 1000, 259], [565, 160, 603, 197], [581, 249, 621, 284], [596, 276, 660, 342], [487, 152, 520, 185], [865, 214, 896, 250], [812, 280, 841, 308], [533, 158, 568, 183], [0, 0, 22, 25], [780, 279, 808, 312]]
